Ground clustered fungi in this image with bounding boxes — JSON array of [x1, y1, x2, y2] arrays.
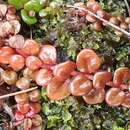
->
[[0, 1, 130, 129], [67, 1, 130, 37], [0, 3, 42, 129], [1, 42, 130, 108]]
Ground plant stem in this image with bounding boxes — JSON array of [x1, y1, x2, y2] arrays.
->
[[67, 5, 130, 37], [0, 87, 38, 99]]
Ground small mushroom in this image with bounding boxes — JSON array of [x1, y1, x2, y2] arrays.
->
[[32, 114, 42, 127], [69, 74, 92, 96], [105, 88, 125, 106], [47, 77, 71, 100], [0, 21, 15, 38], [93, 71, 112, 89], [83, 88, 105, 104], [9, 20, 21, 35], [35, 69, 53, 87], [29, 89, 41, 102], [113, 67, 130, 86], [76, 49, 101, 73], [9, 34, 25, 49], [53, 61, 76, 81]]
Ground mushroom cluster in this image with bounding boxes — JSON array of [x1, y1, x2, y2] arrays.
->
[[1, 39, 130, 108], [0, 1, 130, 129], [0, 4, 20, 38], [0, 3, 43, 129], [67, 0, 130, 37], [14, 90, 42, 130]]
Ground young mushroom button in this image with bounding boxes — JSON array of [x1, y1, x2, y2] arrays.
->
[[87, 0, 102, 13], [1, 70, 17, 85], [8, 34, 25, 49], [9, 54, 25, 71], [0, 46, 15, 64], [9, 20, 21, 35], [16, 77, 30, 90], [39, 45, 57, 65], [32, 114, 42, 127], [15, 93, 29, 104], [22, 39, 40, 56], [23, 68, 35, 80], [23, 118, 32, 130], [29, 89, 41, 102], [26, 56, 42, 70], [30, 102, 41, 114], [35, 69, 53, 87], [17, 103, 30, 114]]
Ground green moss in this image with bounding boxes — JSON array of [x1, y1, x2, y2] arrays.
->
[[41, 88, 130, 130], [32, 0, 130, 70], [31, 0, 130, 129], [99, 0, 126, 15]]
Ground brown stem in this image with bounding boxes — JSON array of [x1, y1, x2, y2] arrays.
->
[[0, 87, 38, 99], [67, 5, 130, 37]]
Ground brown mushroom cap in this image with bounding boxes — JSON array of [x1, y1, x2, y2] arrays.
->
[[9, 34, 25, 49], [0, 21, 15, 38], [105, 88, 125, 106], [47, 77, 71, 100], [76, 49, 101, 73], [83, 88, 105, 104], [122, 93, 130, 108], [113, 67, 130, 86], [69, 74, 93, 96], [9, 20, 21, 35], [93, 71, 112, 89]]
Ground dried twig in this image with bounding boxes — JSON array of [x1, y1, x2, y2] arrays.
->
[[0, 87, 38, 99], [124, 0, 130, 16], [67, 5, 130, 37]]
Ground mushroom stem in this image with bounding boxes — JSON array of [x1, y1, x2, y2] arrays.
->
[[67, 5, 130, 37]]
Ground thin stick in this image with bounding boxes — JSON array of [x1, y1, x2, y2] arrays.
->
[[30, 26, 33, 39], [67, 5, 130, 37], [124, 0, 130, 16], [0, 87, 38, 99]]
